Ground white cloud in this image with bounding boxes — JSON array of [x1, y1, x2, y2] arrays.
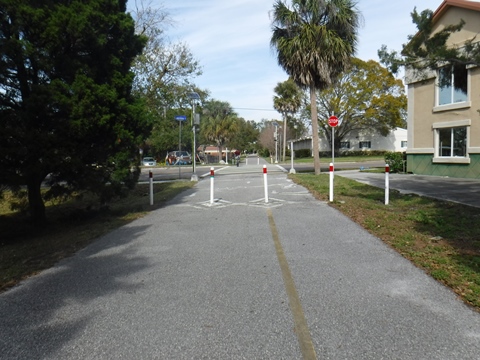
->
[[129, 0, 471, 122]]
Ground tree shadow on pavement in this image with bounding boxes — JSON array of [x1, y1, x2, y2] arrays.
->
[[0, 223, 152, 358]]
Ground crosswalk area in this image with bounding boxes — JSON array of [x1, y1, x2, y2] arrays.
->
[[199, 156, 288, 178]]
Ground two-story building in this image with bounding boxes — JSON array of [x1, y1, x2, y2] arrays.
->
[[406, 0, 480, 179], [292, 127, 408, 154]]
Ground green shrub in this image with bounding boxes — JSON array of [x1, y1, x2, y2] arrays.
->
[[295, 149, 312, 158], [257, 148, 270, 157], [384, 151, 405, 173]]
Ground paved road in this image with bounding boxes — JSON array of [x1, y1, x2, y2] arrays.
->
[[336, 170, 480, 208], [2, 159, 480, 359], [137, 157, 386, 183]]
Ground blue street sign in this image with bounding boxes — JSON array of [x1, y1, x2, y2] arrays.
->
[[175, 115, 187, 121]]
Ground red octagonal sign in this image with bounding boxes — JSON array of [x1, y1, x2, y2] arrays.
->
[[328, 115, 339, 127]]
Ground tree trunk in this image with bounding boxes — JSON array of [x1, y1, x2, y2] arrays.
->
[[310, 86, 321, 175], [282, 114, 287, 163], [218, 144, 223, 163], [27, 178, 46, 225]]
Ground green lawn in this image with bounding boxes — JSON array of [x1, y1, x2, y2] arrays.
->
[[273, 155, 385, 164], [0, 182, 194, 292], [290, 173, 480, 311]]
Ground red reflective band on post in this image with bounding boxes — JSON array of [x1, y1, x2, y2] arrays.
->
[[149, 171, 153, 178], [329, 164, 333, 172], [385, 164, 390, 173], [263, 166, 267, 174], [210, 168, 214, 177]]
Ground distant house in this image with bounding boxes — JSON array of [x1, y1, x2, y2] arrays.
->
[[405, 0, 480, 179], [197, 145, 239, 163], [292, 128, 407, 154]]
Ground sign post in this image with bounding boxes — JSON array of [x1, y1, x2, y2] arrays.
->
[[328, 115, 339, 202], [175, 115, 187, 179], [328, 115, 339, 166], [189, 92, 201, 182]]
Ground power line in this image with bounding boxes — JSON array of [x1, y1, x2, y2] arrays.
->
[[233, 107, 278, 112]]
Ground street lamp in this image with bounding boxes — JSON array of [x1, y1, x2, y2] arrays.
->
[[188, 92, 201, 182]]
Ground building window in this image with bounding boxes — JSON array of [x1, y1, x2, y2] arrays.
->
[[433, 120, 470, 164], [438, 127, 467, 157], [401, 141, 408, 148], [340, 141, 350, 149], [438, 65, 468, 106], [359, 141, 371, 149]]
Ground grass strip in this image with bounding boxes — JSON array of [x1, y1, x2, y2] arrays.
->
[[290, 173, 480, 311], [0, 181, 194, 292]]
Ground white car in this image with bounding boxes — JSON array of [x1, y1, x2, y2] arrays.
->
[[142, 157, 157, 166]]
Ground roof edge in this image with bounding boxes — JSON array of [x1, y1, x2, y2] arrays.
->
[[433, 0, 480, 23]]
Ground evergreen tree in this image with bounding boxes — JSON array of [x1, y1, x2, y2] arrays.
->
[[378, 6, 480, 76], [0, 0, 148, 224]]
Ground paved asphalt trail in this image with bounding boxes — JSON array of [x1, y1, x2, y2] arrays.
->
[[1, 161, 480, 359]]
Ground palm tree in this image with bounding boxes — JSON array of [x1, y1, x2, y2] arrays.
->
[[270, 0, 360, 174], [273, 78, 302, 162], [201, 100, 238, 163]]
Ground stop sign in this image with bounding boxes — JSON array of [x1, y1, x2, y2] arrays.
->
[[328, 115, 339, 127]]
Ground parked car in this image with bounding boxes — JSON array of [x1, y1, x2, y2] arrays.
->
[[142, 157, 157, 166], [165, 151, 192, 165]]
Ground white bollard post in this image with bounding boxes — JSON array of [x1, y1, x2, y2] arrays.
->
[[385, 164, 390, 205], [210, 167, 214, 204], [149, 171, 154, 205], [289, 140, 296, 174], [263, 165, 269, 203], [329, 163, 334, 202]]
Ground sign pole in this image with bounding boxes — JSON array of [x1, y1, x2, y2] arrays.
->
[[175, 115, 187, 180], [332, 127, 335, 166], [328, 115, 339, 194]]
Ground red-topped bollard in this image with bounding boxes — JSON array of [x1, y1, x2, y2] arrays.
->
[[263, 165, 268, 203], [385, 164, 390, 205], [329, 163, 334, 202]]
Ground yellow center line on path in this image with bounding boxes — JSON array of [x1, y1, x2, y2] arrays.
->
[[267, 208, 317, 360]]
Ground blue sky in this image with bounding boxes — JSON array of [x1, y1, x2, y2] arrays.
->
[[128, 0, 462, 122]]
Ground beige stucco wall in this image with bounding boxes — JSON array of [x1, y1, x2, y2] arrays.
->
[[410, 78, 435, 150], [410, 64, 480, 151], [433, 7, 480, 47], [408, 6, 480, 153], [468, 66, 480, 149]]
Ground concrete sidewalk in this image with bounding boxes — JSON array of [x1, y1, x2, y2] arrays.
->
[[1, 171, 480, 359]]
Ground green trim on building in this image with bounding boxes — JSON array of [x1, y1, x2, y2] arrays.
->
[[407, 154, 480, 179]]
